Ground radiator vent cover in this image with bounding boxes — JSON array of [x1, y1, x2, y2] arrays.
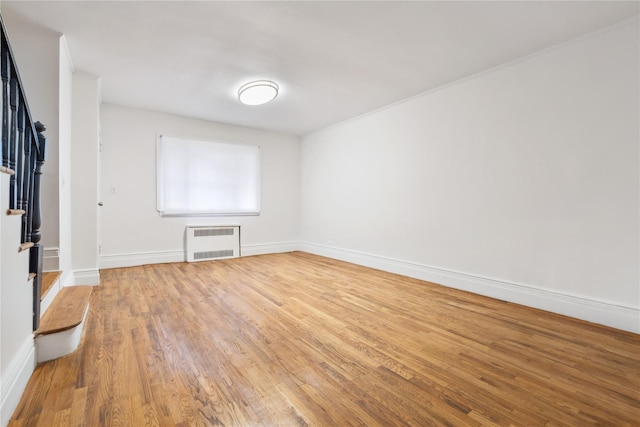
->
[[194, 249, 234, 260], [194, 228, 234, 237], [186, 226, 240, 262]]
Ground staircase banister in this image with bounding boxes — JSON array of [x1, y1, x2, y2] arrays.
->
[[0, 12, 47, 330], [0, 14, 43, 159]]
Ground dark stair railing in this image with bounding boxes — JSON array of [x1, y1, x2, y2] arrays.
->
[[1, 15, 47, 331]]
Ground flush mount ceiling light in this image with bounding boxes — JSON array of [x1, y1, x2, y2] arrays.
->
[[238, 80, 279, 106]]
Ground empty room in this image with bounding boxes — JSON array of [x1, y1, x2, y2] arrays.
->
[[0, 1, 638, 426]]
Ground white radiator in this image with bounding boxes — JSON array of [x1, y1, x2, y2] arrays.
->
[[185, 226, 240, 262]]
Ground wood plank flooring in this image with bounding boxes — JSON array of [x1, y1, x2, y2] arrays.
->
[[9, 252, 640, 426]]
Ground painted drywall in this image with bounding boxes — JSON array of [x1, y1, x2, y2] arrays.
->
[[300, 19, 639, 331], [2, 10, 61, 258], [0, 174, 35, 426], [100, 104, 300, 268], [71, 72, 100, 283], [58, 36, 73, 287]]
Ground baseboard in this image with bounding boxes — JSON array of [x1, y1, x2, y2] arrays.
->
[[100, 243, 300, 269], [100, 250, 184, 269], [299, 242, 640, 334], [0, 337, 35, 427], [241, 241, 298, 257], [73, 268, 100, 286], [96, 242, 638, 333], [43, 247, 59, 272]]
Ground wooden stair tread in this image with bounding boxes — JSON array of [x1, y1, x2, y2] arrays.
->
[[19, 242, 34, 252], [0, 166, 15, 175], [41, 271, 62, 301], [35, 286, 93, 336]]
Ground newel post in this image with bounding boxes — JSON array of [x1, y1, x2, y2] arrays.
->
[[30, 121, 46, 330], [30, 121, 46, 244]]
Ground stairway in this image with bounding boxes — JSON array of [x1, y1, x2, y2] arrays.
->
[[1, 15, 92, 424], [1, 173, 96, 425], [2, 170, 94, 366], [0, 172, 93, 363], [34, 276, 93, 363]]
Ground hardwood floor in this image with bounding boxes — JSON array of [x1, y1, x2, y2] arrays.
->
[[9, 252, 640, 426]]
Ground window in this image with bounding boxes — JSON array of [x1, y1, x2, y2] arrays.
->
[[157, 135, 261, 216]]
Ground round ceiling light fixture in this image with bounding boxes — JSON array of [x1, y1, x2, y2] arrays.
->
[[238, 80, 279, 106]]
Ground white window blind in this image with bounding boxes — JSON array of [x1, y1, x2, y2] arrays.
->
[[157, 135, 261, 216]]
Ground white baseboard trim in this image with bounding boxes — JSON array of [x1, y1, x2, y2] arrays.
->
[[0, 337, 35, 427], [100, 243, 300, 269], [241, 241, 298, 257], [43, 247, 60, 272], [100, 250, 184, 269], [73, 268, 100, 286], [299, 242, 640, 334]]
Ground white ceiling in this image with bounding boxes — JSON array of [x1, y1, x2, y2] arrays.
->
[[3, 1, 639, 136]]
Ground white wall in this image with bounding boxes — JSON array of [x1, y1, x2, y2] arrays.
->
[[2, 11, 61, 267], [300, 19, 639, 332], [0, 173, 35, 427], [71, 72, 101, 284], [58, 36, 73, 286], [100, 104, 300, 268]]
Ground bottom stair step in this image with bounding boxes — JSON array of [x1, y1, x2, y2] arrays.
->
[[35, 285, 93, 363], [35, 286, 93, 336]]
